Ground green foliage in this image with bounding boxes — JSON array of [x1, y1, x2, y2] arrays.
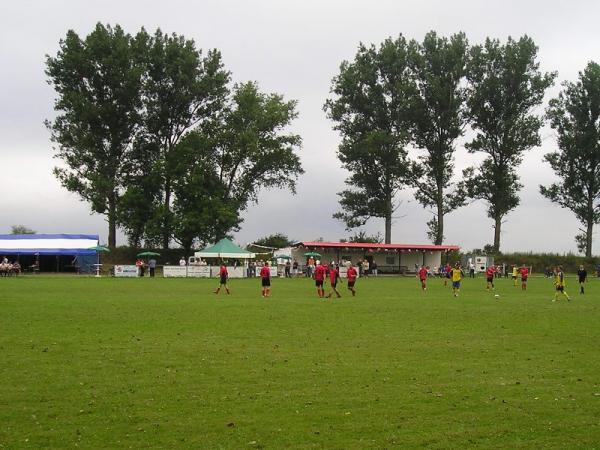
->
[[250, 233, 294, 249], [541, 61, 600, 257], [494, 251, 598, 273], [216, 82, 303, 208], [409, 31, 469, 244], [460, 36, 556, 252], [325, 36, 417, 243], [10, 225, 36, 235], [47, 24, 302, 249], [166, 82, 302, 251], [46, 23, 144, 246], [136, 29, 231, 248], [345, 230, 383, 243]]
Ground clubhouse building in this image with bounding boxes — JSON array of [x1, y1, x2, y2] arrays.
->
[[290, 241, 460, 274]]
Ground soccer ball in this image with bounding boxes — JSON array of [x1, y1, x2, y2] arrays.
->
[[494, 294, 500, 298]]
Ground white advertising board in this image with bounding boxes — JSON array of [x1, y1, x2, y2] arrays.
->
[[163, 266, 188, 278], [187, 265, 211, 278], [228, 267, 245, 278], [210, 266, 246, 278], [114, 265, 139, 277]]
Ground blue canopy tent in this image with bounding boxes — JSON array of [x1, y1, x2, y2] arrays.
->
[[0, 234, 99, 273]]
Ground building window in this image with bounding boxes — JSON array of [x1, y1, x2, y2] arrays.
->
[[385, 256, 395, 265]]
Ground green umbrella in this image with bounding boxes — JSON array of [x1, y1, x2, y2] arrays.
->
[[88, 246, 110, 277], [274, 254, 292, 260], [137, 251, 161, 257], [88, 245, 110, 252], [304, 251, 321, 258]]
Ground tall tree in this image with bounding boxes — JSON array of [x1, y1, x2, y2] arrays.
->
[[408, 31, 469, 244], [214, 82, 303, 218], [460, 36, 556, 252], [46, 23, 144, 247], [168, 81, 303, 247], [325, 36, 417, 243], [541, 62, 600, 257], [169, 132, 240, 254], [142, 29, 230, 249]]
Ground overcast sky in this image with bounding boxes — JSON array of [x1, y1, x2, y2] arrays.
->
[[1, 0, 598, 254]]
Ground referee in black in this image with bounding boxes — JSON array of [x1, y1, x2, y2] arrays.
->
[[577, 265, 588, 294]]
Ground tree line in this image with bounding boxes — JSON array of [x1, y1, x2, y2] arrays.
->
[[46, 23, 303, 253], [326, 32, 600, 257], [46, 25, 600, 256]]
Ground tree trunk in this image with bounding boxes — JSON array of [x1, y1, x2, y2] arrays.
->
[[493, 215, 502, 253], [162, 177, 171, 250], [107, 197, 117, 248], [585, 219, 593, 258], [435, 199, 444, 245], [384, 193, 392, 244]]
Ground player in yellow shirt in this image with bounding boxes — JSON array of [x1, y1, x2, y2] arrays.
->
[[511, 264, 518, 286], [553, 266, 571, 302], [450, 262, 464, 298]]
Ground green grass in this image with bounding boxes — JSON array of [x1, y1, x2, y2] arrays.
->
[[1, 274, 599, 449]]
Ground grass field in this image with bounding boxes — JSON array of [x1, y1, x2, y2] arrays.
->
[[1, 274, 599, 449]]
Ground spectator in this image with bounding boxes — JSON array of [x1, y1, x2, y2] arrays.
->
[[148, 258, 157, 277]]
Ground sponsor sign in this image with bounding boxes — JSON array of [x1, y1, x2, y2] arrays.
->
[[187, 265, 211, 278], [163, 266, 188, 278], [114, 265, 139, 278]]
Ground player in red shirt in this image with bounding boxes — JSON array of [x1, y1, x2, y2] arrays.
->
[[314, 262, 327, 298], [485, 265, 495, 291], [260, 261, 271, 297], [346, 263, 358, 296], [418, 265, 428, 291], [214, 263, 230, 295], [326, 263, 342, 298], [519, 264, 529, 291]]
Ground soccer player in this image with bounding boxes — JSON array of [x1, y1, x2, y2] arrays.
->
[[314, 261, 327, 298], [214, 263, 230, 295], [553, 266, 571, 302], [519, 264, 529, 290], [347, 263, 358, 296], [326, 263, 342, 298], [418, 265, 428, 291], [451, 263, 464, 297], [511, 264, 518, 286], [260, 261, 271, 297], [485, 264, 495, 291], [577, 265, 587, 294]]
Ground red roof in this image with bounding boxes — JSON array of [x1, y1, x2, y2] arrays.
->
[[293, 241, 460, 251]]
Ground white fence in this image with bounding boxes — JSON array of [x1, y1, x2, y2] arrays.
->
[[162, 265, 246, 278]]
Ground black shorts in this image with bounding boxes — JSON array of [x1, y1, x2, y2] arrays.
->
[[315, 280, 324, 288], [331, 281, 337, 288], [486, 277, 493, 283], [521, 278, 527, 283], [347, 281, 355, 288], [555, 285, 564, 292], [262, 278, 270, 287], [220, 275, 227, 285]]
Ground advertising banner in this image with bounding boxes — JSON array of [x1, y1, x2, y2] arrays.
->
[[163, 266, 188, 278], [187, 265, 211, 278], [114, 265, 139, 278]]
